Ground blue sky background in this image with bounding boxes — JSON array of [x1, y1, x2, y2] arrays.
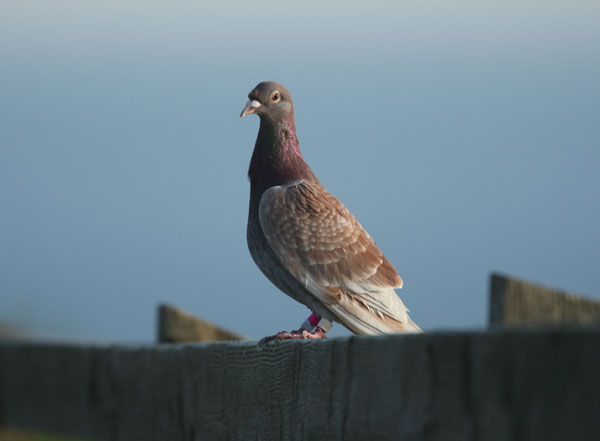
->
[[1, 1, 599, 341]]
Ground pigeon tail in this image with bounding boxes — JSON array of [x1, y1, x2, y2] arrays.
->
[[406, 316, 424, 333], [326, 287, 423, 335]]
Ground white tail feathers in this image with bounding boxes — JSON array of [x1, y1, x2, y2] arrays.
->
[[329, 298, 423, 335]]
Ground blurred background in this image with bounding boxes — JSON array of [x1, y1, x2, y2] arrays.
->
[[1, 0, 598, 341]]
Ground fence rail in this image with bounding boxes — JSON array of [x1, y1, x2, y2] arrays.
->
[[1, 329, 599, 441]]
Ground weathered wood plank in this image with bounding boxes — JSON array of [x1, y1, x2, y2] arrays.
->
[[157, 304, 246, 343], [0, 426, 90, 441], [1, 331, 599, 441], [489, 273, 600, 327]]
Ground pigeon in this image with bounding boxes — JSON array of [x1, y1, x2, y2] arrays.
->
[[241, 81, 421, 341]]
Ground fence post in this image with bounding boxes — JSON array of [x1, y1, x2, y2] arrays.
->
[[489, 273, 600, 328]]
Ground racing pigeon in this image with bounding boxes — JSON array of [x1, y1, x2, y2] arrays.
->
[[241, 81, 421, 341]]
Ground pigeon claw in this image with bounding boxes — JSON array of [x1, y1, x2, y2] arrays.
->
[[258, 328, 327, 344]]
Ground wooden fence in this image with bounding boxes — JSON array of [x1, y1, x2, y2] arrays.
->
[[1, 274, 599, 441]]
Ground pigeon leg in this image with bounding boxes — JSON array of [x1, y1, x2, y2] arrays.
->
[[258, 328, 326, 344], [258, 313, 332, 344]]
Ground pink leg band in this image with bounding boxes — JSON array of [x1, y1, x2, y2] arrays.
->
[[301, 313, 332, 333], [307, 313, 320, 327]]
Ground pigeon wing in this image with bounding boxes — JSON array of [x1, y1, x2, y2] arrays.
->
[[258, 180, 414, 334]]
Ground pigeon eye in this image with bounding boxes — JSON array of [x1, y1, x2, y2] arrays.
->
[[271, 91, 281, 103]]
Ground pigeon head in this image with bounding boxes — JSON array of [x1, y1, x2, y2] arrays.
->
[[240, 81, 293, 121]]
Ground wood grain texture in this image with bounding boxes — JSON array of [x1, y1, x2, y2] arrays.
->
[[490, 273, 600, 327], [1, 331, 599, 441]]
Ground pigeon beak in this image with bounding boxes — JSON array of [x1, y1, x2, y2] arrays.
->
[[240, 100, 261, 118]]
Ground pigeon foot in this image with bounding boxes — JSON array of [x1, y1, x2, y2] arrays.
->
[[259, 327, 326, 344]]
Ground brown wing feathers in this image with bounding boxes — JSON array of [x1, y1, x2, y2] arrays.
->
[[259, 180, 409, 330], [260, 182, 400, 287]]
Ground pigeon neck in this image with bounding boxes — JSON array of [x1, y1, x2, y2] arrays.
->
[[249, 116, 316, 193]]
